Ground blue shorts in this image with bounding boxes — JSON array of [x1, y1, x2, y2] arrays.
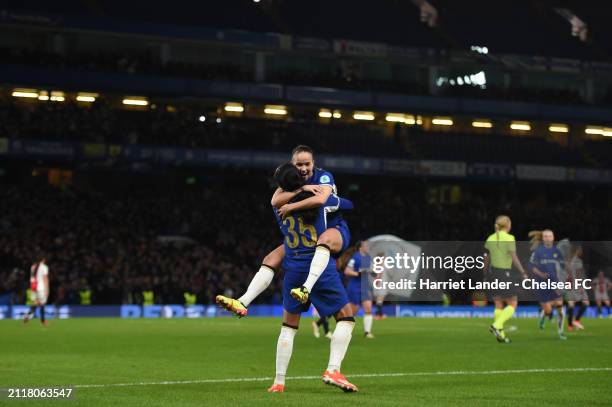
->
[[537, 276, 562, 303], [283, 264, 349, 317], [347, 280, 372, 305], [538, 288, 561, 303]]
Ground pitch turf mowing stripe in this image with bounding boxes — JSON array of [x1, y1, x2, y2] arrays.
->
[[64, 367, 612, 389]]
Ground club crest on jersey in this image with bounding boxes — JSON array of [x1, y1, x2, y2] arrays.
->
[[320, 175, 330, 183]]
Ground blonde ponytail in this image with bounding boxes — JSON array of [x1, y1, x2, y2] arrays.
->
[[494, 215, 511, 246], [529, 230, 543, 251]]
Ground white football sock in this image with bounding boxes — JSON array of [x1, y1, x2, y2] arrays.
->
[[327, 320, 354, 372], [364, 313, 373, 334], [274, 326, 297, 385], [238, 266, 274, 307], [303, 246, 330, 291], [557, 306, 565, 334]]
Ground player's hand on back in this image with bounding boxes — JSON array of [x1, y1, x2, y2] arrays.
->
[[278, 203, 294, 219]]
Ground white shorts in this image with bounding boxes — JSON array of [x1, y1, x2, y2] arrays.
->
[[30, 290, 48, 305], [565, 289, 589, 302], [595, 291, 610, 302]]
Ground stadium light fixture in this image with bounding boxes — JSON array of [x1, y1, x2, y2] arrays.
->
[[77, 93, 98, 103], [122, 97, 149, 106], [585, 126, 603, 135], [224, 102, 244, 113], [510, 121, 531, 131], [38, 91, 49, 101], [50, 91, 65, 102], [332, 110, 342, 119], [472, 120, 493, 128], [264, 105, 287, 115], [603, 128, 612, 137], [319, 109, 332, 118], [432, 117, 453, 126], [549, 124, 569, 133], [385, 113, 407, 123], [12, 88, 39, 98], [353, 111, 375, 121]]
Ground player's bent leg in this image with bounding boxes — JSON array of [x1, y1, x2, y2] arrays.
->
[[491, 297, 515, 343], [540, 302, 553, 329], [293, 229, 346, 301], [493, 299, 504, 323], [240, 244, 284, 306], [318, 228, 344, 253], [574, 301, 587, 329], [217, 245, 284, 317], [554, 299, 567, 339], [40, 301, 47, 326], [323, 306, 357, 392], [215, 295, 248, 318], [269, 312, 301, 393], [567, 301, 575, 330], [362, 300, 374, 339]]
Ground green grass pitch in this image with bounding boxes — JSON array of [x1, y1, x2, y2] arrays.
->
[[2, 317, 611, 406]]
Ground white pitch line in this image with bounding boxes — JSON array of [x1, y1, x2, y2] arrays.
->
[[67, 367, 612, 389]]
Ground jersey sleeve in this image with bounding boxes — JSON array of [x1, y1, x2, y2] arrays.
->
[[41, 265, 48, 276], [484, 239, 491, 252], [324, 194, 353, 212], [528, 248, 541, 272], [337, 197, 353, 210], [316, 170, 335, 188], [347, 254, 361, 271]]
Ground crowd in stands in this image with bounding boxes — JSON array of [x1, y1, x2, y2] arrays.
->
[[1, 173, 610, 306], [4, 98, 609, 167], [0, 98, 405, 156]]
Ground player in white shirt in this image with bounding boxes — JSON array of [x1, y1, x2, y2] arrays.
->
[[23, 257, 50, 326], [593, 270, 611, 318]]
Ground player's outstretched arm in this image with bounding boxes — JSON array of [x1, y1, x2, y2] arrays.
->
[[278, 186, 332, 218], [271, 187, 301, 208], [344, 266, 360, 278]]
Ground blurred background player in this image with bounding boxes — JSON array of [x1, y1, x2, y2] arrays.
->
[[593, 270, 611, 318], [529, 229, 567, 340], [373, 251, 388, 320], [341, 241, 375, 338], [311, 306, 332, 339], [565, 244, 589, 330], [217, 145, 350, 317], [267, 166, 358, 393], [23, 255, 49, 326], [483, 215, 528, 343]]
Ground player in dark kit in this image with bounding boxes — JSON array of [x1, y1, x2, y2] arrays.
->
[[342, 241, 375, 338], [266, 163, 358, 393], [529, 229, 567, 340], [216, 146, 351, 317]]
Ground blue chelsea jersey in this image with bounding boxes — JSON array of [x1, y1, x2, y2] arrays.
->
[[308, 167, 345, 229], [529, 244, 565, 281], [275, 194, 352, 271], [308, 167, 337, 195]]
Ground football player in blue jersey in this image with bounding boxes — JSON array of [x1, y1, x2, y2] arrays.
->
[[265, 163, 358, 393], [342, 241, 375, 338], [529, 229, 567, 340], [217, 145, 351, 316]]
